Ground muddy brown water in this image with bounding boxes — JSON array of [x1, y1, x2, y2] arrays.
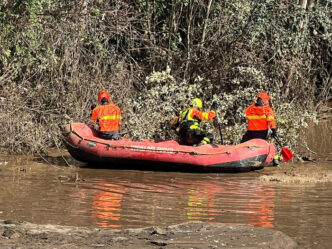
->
[[0, 156, 331, 249], [0, 119, 331, 248]]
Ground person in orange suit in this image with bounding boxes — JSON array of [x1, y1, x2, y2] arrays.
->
[[241, 92, 277, 143], [89, 90, 122, 140]]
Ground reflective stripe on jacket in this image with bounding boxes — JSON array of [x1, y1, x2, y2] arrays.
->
[[180, 107, 215, 130], [90, 104, 121, 131], [245, 104, 276, 131]]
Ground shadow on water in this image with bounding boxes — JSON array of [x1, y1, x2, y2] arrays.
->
[[83, 161, 264, 173], [33, 155, 263, 173]]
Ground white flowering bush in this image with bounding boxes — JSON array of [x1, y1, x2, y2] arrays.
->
[[124, 64, 319, 151], [126, 66, 223, 140]]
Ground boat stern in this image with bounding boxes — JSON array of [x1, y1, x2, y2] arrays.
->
[[263, 143, 277, 166]]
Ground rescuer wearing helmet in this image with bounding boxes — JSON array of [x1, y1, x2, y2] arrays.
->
[[241, 92, 277, 143], [171, 98, 218, 146], [89, 90, 122, 140]]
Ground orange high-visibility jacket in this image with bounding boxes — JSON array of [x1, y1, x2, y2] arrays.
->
[[90, 104, 121, 132], [181, 107, 215, 122], [245, 104, 276, 131]]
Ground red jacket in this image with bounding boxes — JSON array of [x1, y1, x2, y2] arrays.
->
[[90, 104, 121, 132], [245, 104, 276, 131]]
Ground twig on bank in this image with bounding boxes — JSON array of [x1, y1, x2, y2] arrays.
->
[[300, 141, 317, 155], [54, 139, 73, 168], [36, 151, 63, 170]]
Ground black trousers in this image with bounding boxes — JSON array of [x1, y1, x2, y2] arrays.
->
[[241, 130, 268, 143], [98, 130, 121, 140], [179, 126, 213, 146]]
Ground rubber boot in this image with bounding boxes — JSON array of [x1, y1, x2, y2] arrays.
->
[[272, 155, 279, 166]]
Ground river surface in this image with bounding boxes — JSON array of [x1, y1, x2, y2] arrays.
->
[[0, 153, 331, 249]]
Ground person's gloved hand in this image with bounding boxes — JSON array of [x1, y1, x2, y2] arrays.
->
[[271, 128, 277, 137], [210, 101, 218, 112]]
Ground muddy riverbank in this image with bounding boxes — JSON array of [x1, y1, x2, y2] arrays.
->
[[259, 161, 332, 184], [0, 219, 297, 249]]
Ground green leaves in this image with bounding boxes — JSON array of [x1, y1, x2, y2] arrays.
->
[[4, 49, 11, 57]]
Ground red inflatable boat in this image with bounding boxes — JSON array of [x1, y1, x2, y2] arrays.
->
[[62, 123, 276, 172]]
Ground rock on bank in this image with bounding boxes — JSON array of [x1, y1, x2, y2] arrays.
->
[[0, 220, 297, 249]]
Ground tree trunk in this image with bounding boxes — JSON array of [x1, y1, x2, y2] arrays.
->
[[299, 0, 308, 9], [184, 0, 194, 80], [298, 0, 308, 30], [201, 0, 213, 46]]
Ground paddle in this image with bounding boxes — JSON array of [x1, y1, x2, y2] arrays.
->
[[273, 136, 293, 162], [218, 123, 224, 144]]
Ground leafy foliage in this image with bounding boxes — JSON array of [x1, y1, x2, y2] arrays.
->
[[0, 0, 330, 153]]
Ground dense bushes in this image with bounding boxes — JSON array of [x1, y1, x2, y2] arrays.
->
[[0, 0, 330, 154]]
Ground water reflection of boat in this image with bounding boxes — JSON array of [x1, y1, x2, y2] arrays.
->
[[91, 183, 125, 228], [244, 186, 275, 228], [186, 184, 217, 221], [63, 123, 276, 172], [87, 179, 276, 229]]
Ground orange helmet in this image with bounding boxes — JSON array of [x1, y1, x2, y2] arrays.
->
[[257, 92, 270, 105], [98, 90, 110, 103]]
